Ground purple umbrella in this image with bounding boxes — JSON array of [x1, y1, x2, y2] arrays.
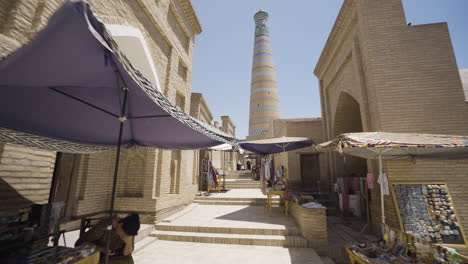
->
[[0, 2, 237, 263], [240, 136, 314, 155]]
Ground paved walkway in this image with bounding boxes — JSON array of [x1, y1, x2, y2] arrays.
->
[[196, 188, 277, 199], [158, 204, 296, 230], [133, 188, 331, 263], [134, 239, 324, 264]]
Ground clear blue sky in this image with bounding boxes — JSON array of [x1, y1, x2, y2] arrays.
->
[[191, 0, 468, 139]]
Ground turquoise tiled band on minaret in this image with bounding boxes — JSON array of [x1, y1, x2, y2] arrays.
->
[[248, 9, 280, 137]]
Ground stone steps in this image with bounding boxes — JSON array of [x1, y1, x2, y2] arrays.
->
[[220, 172, 255, 179], [160, 203, 198, 223], [194, 196, 280, 206], [194, 196, 277, 201], [225, 185, 260, 189], [220, 176, 255, 180], [223, 180, 261, 189], [150, 230, 308, 248], [155, 224, 301, 236], [194, 200, 279, 206]]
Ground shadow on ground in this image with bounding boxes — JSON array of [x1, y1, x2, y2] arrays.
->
[[215, 205, 295, 226]]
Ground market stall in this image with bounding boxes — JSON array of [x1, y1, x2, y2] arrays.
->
[[346, 223, 468, 264], [316, 132, 468, 225], [315, 132, 468, 263], [0, 1, 238, 263], [200, 159, 221, 192], [240, 137, 313, 204], [0, 203, 100, 264], [209, 143, 243, 191], [391, 183, 465, 246]]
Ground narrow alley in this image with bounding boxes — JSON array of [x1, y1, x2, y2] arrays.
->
[[133, 171, 332, 264]]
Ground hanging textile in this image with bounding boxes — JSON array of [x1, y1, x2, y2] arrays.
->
[[378, 172, 390, 195], [359, 177, 365, 195], [270, 158, 275, 182], [210, 166, 218, 187], [264, 159, 270, 180], [206, 161, 213, 187], [354, 177, 361, 194], [336, 178, 344, 193], [260, 158, 266, 194], [366, 172, 375, 190]]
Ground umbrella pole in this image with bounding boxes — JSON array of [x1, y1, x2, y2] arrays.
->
[[105, 78, 129, 264], [378, 153, 385, 230], [104, 120, 125, 264], [222, 151, 226, 190]]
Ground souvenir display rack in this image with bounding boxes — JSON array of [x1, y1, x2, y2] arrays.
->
[[0, 204, 99, 263], [346, 224, 468, 264], [391, 183, 466, 246]]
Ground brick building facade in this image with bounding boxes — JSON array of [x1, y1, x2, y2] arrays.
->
[[263, 118, 329, 192], [189, 93, 237, 189], [0, 0, 211, 227], [314, 0, 468, 243]]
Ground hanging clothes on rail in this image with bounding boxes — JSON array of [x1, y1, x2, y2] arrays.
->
[[210, 166, 219, 188], [264, 158, 270, 181], [260, 158, 266, 194]]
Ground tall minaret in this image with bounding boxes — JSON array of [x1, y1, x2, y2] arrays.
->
[[248, 9, 280, 138]]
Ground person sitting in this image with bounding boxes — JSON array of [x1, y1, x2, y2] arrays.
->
[[76, 213, 140, 264]]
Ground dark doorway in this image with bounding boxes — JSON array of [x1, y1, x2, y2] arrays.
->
[[300, 154, 320, 192], [49, 153, 81, 221]]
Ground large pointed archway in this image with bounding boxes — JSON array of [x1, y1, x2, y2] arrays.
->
[[331, 92, 368, 217]]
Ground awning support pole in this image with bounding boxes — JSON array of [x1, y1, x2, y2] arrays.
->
[[378, 153, 385, 229], [105, 66, 129, 264], [222, 151, 226, 190]]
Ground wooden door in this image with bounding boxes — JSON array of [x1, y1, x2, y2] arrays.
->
[[300, 154, 320, 192], [49, 153, 81, 220]]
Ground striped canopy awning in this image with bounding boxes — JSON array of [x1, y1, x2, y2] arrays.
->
[[315, 132, 468, 160], [0, 1, 238, 153]]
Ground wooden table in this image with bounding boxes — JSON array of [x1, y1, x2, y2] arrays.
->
[[208, 186, 222, 193], [267, 190, 288, 216]]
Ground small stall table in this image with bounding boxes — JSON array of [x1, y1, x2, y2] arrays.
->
[[267, 190, 288, 216], [208, 186, 222, 193], [75, 251, 100, 264]]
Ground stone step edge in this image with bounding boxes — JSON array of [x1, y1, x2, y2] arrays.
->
[[150, 230, 308, 247], [218, 176, 255, 181], [224, 187, 262, 189], [133, 237, 158, 254], [223, 181, 260, 185], [223, 184, 261, 186], [223, 184, 260, 185], [160, 203, 199, 223], [194, 197, 279, 201], [219, 176, 255, 178], [223, 179, 259, 181], [223, 184, 260, 186], [194, 201, 281, 205], [224, 186, 260, 188], [193, 201, 281, 204], [220, 175, 255, 177], [155, 224, 301, 235]]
